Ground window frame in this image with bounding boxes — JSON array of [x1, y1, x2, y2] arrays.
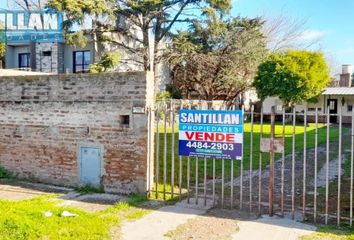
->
[[18, 53, 31, 69], [73, 50, 91, 73]]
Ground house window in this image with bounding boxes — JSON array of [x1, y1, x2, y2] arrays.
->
[[73, 51, 91, 73], [348, 105, 353, 112], [18, 53, 30, 69], [42, 51, 52, 57]]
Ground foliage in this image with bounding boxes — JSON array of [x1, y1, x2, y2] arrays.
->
[[89, 52, 122, 73], [0, 21, 5, 64], [254, 50, 330, 105], [0, 166, 12, 179], [299, 225, 354, 240], [156, 91, 172, 102], [169, 16, 267, 107], [46, 0, 232, 72], [74, 184, 104, 194]]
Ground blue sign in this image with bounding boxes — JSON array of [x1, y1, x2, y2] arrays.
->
[[178, 109, 243, 160], [0, 10, 64, 43]]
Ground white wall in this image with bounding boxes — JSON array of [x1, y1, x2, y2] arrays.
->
[[5, 45, 31, 69]]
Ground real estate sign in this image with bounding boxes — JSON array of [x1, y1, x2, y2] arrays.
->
[[0, 10, 64, 44], [178, 109, 243, 160]]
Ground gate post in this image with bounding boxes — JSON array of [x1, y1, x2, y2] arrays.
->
[[269, 106, 275, 216]]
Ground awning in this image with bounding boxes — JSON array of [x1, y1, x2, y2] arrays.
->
[[322, 87, 354, 95]]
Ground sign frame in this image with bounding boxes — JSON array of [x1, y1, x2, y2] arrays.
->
[[178, 109, 244, 160]]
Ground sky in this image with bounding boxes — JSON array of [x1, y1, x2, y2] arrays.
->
[[231, 0, 354, 70], [1, 0, 353, 71]]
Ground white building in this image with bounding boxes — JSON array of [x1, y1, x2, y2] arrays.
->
[[263, 64, 354, 123]]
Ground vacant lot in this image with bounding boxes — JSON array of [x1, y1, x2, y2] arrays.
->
[[156, 122, 343, 186], [0, 193, 148, 240]]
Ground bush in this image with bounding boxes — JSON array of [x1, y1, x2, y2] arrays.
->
[[0, 166, 12, 179]]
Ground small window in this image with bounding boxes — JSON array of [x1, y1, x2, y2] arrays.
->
[[73, 51, 91, 73], [348, 105, 353, 112], [42, 51, 52, 56], [120, 115, 130, 126], [18, 53, 30, 69]]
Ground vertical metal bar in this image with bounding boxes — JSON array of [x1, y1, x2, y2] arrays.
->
[[325, 106, 330, 225], [249, 106, 254, 212], [231, 160, 234, 209], [350, 109, 354, 227], [240, 105, 245, 210], [187, 102, 191, 204], [221, 159, 225, 208], [179, 103, 183, 200], [187, 156, 190, 204], [314, 108, 318, 223], [212, 158, 216, 206], [163, 105, 168, 201], [171, 101, 175, 199], [281, 107, 285, 216], [155, 105, 160, 199], [258, 107, 264, 215], [303, 108, 307, 218], [269, 106, 275, 217], [292, 107, 296, 220], [147, 107, 152, 198], [337, 105, 342, 226], [204, 158, 207, 206], [195, 157, 199, 205]]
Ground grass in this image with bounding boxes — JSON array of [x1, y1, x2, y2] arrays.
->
[[74, 184, 105, 194], [0, 194, 149, 240], [151, 183, 186, 203], [155, 122, 345, 187], [299, 225, 354, 240]]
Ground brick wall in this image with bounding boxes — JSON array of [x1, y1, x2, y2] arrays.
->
[[0, 71, 154, 194]]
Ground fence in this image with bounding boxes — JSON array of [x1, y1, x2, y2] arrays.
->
[[147, 99, 354, 227]]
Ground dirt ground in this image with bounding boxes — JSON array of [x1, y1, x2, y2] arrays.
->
[[165, 209, 255, 240]]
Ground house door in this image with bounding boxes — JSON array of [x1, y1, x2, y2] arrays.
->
[[327, 99, 338, 123], [79, 146, 102, 186]]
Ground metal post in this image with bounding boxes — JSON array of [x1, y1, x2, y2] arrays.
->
[[147, 107, 152, 198], [163, 106, 168, 201], [212, 158, 216, 206], [195, 157, 199, 205], [258, 107, 264, 215], [250, 105, 254, 212], [179, 103, 183, 201], [303, 108, 307, 218], [222, 159, 225, 208], [204, 158, 207, 206], [350, 109, 354, 227], [292, 107, 296, 220], [281, 107, 285, 216], [269, 106, 275, 217], [337, 105, 342, 226], [155, 106, 160, 199], [187, 156, 190, 204], [171, 101, 175, 198], [325, 107, 330, 225], [240, 105, 245, 210], [314, 108, 318, 223], [231, 160, 234, 209]]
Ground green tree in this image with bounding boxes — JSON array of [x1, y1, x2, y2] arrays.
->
[[254, 50, 330, 105], [89, 52, 122, 73], [169, 16, 267, 107], [46, 0, 232, 73]]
